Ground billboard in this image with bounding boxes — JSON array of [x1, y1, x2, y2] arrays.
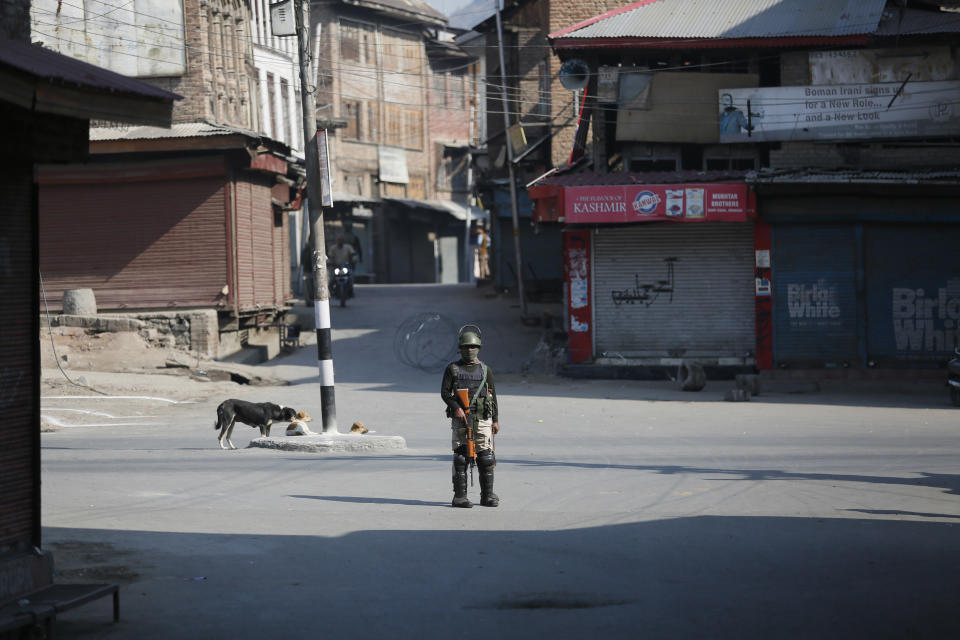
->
[[718, 80, 960, 143]]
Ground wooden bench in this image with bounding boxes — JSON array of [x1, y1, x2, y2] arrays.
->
[[0, 583, 118, 638]]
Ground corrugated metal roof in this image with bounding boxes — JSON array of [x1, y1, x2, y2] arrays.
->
[[874, 7, 960, 36], [0, 39, 179, 101], [747, 168, 960, 184], [552, 0, 888, 41], [344, 0, 446, 25], [89, 122, 256, 141]]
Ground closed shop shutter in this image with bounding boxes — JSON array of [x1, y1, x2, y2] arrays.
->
[[0, 167, 38, 548], [235, 182, 255, 309], [234, 178, 279, 310], [772, 224, 859, 366], [39, 178, 228, 310], [865, 224, 960, 366], [593, 223, 755, 357]]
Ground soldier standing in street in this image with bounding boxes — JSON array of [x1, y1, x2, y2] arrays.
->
[[441, 325, 499, 508]]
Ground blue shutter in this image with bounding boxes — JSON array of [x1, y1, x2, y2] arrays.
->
[[865, 225, 960, 366], [772, 225, 859, 366]]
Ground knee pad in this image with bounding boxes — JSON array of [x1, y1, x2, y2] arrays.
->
[[477, 451, 496, 469], [453, 448, 468, 471]]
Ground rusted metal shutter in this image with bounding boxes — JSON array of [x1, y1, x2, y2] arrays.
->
[[235, 181, 255, 310], [251, 181, 275, 308], [0, 166, 39, 549], [234, 177, 279, 311], [39, 178, 228, 310], [274, 208, 285, 303]]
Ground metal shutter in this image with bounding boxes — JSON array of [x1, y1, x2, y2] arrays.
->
[[593, 223, 755, 357], [772, 224, 859, 366], [39, 178, 228, 310], [0, 167, 38, 548], [865, 224, 960, 366]]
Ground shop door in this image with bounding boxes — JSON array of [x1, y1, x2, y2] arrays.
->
[[865, 224, 960, 366], [772, 224, 860, 367], [593, 223, 755, 358]]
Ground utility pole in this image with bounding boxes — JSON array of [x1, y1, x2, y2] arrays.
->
[[294, 0, 337, 432], [493, 0, 528, 319]]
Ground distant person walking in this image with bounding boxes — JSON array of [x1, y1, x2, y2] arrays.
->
[[476, 223, 490, 280]]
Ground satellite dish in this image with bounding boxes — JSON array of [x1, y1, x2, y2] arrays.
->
[[559, 59, 590, 91]]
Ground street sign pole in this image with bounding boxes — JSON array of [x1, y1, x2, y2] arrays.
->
[[294, 0, 337, 432]]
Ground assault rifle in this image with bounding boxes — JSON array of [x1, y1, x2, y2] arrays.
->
[[456, 387, 476, 486]]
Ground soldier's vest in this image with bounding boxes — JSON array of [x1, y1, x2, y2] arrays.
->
[[455, 362, 489, 418]]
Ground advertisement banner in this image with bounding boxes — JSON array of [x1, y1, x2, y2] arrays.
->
[[564, 183, 751, 224], [718, 80, 960, 143], [563, 229, 592, 363]]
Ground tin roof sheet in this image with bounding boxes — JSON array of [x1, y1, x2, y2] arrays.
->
[[551, 0, 889, 41], [0, 39, 179, 101], [89, 122, 256, 141], [344, 0, 446, 25]]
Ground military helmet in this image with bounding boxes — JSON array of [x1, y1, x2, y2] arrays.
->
[[458, 324, 482, 347]]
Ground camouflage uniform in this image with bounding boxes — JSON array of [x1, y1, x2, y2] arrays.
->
[[441, 329, 499, 508]]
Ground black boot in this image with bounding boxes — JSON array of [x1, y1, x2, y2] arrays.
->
[[452, 455, 472, 508], [479, 468, 499, 507]]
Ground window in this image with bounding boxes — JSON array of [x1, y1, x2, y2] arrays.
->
[[342, 99, 361, 140], [367, 102, 379, 143], [433, 73, 447, 108], [381, 182, 406, 198], [404, 109, 422, 149], [385, 104, 404, 147], [382, 29, 420, 73], [407, 176, 426, 199], [267, 72, 277, 138], [280, 79, 291, 144], [340, 20, 376, 65]]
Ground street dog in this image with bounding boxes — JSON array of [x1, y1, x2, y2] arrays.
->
[[285, 410, 316, 436], [350, 421, 369, 434], [214, 399, 298, 449]]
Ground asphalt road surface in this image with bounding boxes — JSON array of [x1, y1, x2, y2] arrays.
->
[[40, 285, 960, 639]]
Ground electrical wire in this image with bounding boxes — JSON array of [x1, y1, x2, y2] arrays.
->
[[33, 3, 960, 133], [39, 270, 109, 396]]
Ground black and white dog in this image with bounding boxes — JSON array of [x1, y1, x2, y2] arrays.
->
[[214, 399, 298, 450]]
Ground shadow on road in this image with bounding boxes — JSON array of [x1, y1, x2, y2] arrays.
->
[[290, 495, 449, 507], [47, 515, 960, 639]]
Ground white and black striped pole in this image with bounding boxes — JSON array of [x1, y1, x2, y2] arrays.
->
[[314, 287, 337, 432], [295, 0, 337, 432]]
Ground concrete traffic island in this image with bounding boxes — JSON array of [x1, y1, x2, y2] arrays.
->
[[248, 433, 406, 453]]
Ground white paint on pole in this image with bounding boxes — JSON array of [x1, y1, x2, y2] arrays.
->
[[317, 359, 335, 386]]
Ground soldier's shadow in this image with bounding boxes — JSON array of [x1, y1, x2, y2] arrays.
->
[[289, 495, 448, 507]]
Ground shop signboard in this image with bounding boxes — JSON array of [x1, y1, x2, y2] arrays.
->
[[563, 183, 751, 224], [719, 80, 960, 143]]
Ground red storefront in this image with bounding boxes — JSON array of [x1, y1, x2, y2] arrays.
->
[[530, 172, 770, 372]]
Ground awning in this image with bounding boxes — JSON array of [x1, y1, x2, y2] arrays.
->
[[383, 197, 483, 222]]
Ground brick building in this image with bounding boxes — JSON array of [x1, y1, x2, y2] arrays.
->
[[460, 0, 630, 295], [531, 0, 960, 376], [310, 0, 481, 283], [31, 0, 301, 356]]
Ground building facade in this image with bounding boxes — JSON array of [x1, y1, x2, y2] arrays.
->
[[31, 0, 299, 354], [533, 0, 960, 375], [310, 0, 481, 283]]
